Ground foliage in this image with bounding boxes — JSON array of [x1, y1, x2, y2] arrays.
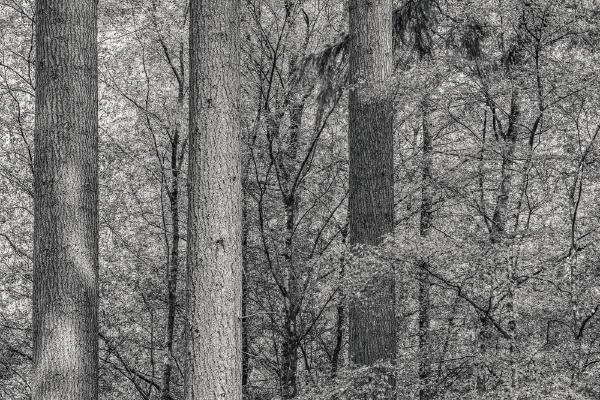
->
[[1, 0, 600, 399]]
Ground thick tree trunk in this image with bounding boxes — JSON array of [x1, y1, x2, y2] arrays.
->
[[347, 0, 396, 382], [32, 0, 99, 399], [418, 100, 433, 400], [185, 0, 242, 399]]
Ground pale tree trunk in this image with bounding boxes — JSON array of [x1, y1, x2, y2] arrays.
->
[[418, 99, 433, 400], [32, 0, 99, 399], [347, 0, 396, 390], [477, 88, 520, 396], [490, 89, 520, 244], [504, 124, 520, 400], [185, 0, 242, 399]]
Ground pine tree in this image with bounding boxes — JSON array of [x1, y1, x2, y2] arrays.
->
[[185, 0, 243, 398]]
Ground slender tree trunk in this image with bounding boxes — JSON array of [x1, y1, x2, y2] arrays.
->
[[281, 193, 300, 399], [242, 175, 251, 397], [185, 0, 242, 399], [418, 100, 433, 400], [477, 88, 520, 395], [280, 96, 304, 400], [474, 111, 489, 395], [490, 89, 520, 244], [347, 0, 396, 391], [331, 227, 348, 376], [161, 122, 182, 400], [492, 89, 519, 398], [32, 0, 99, 399], [279, 14, 306, 394]]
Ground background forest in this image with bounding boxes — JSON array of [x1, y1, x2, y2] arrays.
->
[[1, 0, 600, 399]]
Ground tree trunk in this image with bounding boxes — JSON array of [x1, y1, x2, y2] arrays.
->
[[490, 89, 520, 244], [32, 1, 99, 399], [347, 0, 396, 385], [185, 0, 242, 399], [478, 88, 520, 395], [418, 99, 433, 400], [278, 10, 306, 394], [242, 175, 250, 397], [161, 123, 182, 400], [280, 193, 300, 399], [331, 227, 348, 376], [279, 95, 304, 400]]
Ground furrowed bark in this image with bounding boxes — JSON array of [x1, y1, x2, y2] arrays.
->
[[185, 0, 242, 399], [347, 0, 396, 392], [32, 0, 99, 399]]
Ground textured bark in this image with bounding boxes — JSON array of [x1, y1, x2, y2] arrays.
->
[[185, 0, 242, 399], [32, 0, 99, 399], [418, 100, 433, 400], [347, 0, 396, 371]]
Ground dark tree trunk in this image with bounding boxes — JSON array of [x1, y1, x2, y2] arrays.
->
[[280, 105, 303, 400], [331, 227, 348, 376], [32, 0, 99, 399], [418, 100, 433, 400], [242, 177, 250, 397], [185, 0, 242, 399], [347, 0, 396, 388], [278, 10, 306, 394], [161, 120, 183, 400]]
